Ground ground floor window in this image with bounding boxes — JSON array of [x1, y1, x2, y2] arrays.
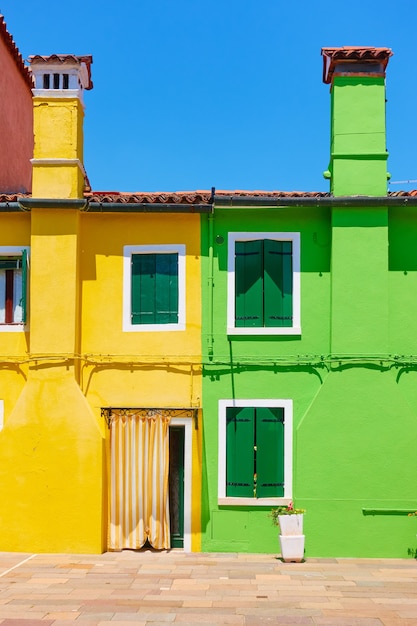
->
[[218, 399, 293, 506]]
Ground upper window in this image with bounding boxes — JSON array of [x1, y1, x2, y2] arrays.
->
[[218, 399, 293, 506], [227, 232, 300, 335], [0, 247, 29, 332], [123, 245, 186, 332]]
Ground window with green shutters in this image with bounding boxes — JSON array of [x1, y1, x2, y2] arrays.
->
[[226, 406, 284, 498], [123, 244, 186, 332], [0, 248, 29, 327], [218, 399, 293, 505], [131, 253, 179, 325], [227, 233, 301, 336]]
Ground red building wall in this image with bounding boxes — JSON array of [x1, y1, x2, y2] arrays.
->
[[0, 16, 33, 193]]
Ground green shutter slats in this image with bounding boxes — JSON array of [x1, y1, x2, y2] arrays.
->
[[131, 254, 156, 324], [235, 238, 293, 329], [235, 240, 263, 327], [155, 253, 178, 324], [255, 407, 285, 498], [226, 407, 255, 497], [264, 240, 293, 328], [131, 253, 179, 325]]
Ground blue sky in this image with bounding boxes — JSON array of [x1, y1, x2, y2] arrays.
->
[[2, 1, 417, 193]]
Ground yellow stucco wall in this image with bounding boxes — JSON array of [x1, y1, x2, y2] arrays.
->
[[0, 366, 106, 553], [0, 206, 107, 553], [30, 209, 81, 355], [79, 212, 202, 551], [32, 97, 85, 198], [0, 209, 202, 553]]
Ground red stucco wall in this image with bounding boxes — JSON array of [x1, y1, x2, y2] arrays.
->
[[0, 33, 33, 193]]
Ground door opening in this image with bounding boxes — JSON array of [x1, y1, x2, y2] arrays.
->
[[169, 426, 185, 548]]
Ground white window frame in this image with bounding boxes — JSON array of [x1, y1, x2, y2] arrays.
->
[[227, 232, 301, 336], [218, 398, 293, 506], [123, 244, 186, 332], [0, 246, 29, 333]]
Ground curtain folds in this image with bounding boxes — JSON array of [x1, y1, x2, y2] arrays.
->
[[109, 410, 171, 550]]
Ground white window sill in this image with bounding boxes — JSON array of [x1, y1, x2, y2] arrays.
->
[[218, 497, 292, 507], [0, 324, 26, 333], [123, 323, 186, 332], [227, 326, 301, 337]]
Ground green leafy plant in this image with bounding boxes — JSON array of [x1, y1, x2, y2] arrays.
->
[[269, 501, 306, 527]]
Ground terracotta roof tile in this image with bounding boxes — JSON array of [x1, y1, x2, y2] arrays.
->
[[0, 15, 33, 90], [387, 189, 417, 197], [215, 190, 329, 198], [29, 54, 93, 90], [322, 46, 393, 84], [3, 190, 417, 204], [74, 189, 417, 202], [85, 191, 212, 204], [0, 193, 30, 202]]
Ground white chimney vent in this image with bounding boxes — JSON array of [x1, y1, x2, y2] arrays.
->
[[29, 54, 93, 104]]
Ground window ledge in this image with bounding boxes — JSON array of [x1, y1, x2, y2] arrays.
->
[[0, 323, 26, 333], [123, 323, 186, 332], [227, 327, 301, 337], [218, 497, 292, 507]]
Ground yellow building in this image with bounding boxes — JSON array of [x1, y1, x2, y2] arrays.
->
[[0, 53, 206, 553]]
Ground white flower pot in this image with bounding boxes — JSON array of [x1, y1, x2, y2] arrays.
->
[[278, 513, 303, 536], [279, 534, 305, 563]]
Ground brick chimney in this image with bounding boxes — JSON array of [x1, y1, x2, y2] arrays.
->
[[29, 54, 93, 199], [322, 46, 392, 196]]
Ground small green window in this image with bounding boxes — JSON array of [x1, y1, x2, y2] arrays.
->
[[131, 253, 179, 325], [226, 406, 285, 498], [235, 239, 293, 328]]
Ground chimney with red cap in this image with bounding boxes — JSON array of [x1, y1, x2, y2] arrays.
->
[[322, 46, 393, 196]]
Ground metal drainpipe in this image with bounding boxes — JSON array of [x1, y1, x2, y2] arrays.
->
[[207, 212, 214, 361]]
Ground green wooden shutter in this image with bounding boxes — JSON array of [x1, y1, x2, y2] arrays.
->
[[235, 240, 263, 327], [264, 240, 293, 327], [131, 254, 156, 324], [226, 407, 255, 497], [155, 253, 178, 324], [131, 253, 178, 325], [21, 249, 27, 324], [256, 407, 285, 497]]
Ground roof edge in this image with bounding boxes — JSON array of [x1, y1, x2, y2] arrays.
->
[[0, 15, 33, 90]]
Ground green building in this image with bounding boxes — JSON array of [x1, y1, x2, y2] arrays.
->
[[201, 46, 417, 557]]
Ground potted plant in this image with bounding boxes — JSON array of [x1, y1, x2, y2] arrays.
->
[[270, 501, 305, 562]]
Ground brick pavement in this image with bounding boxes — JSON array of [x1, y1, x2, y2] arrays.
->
[[0, 550, 416, 624]]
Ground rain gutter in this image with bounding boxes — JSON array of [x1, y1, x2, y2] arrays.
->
[[214, 195, 417, 208], [18, 198, 88, 210], [1, 195, 417, 212], [0, 203, 21, 212], [0, 199, 214, 213]]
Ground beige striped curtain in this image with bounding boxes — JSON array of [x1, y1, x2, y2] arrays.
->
[[109, 410, 171, 550]]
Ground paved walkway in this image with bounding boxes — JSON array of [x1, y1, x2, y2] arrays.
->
[[0, 551, 416, 625]]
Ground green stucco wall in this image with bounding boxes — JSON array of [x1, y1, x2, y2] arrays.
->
[[329, 76, 388, 197], [200, 202, 417, 557]]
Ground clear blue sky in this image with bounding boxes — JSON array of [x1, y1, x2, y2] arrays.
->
[[2, 1, 417, 193]]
